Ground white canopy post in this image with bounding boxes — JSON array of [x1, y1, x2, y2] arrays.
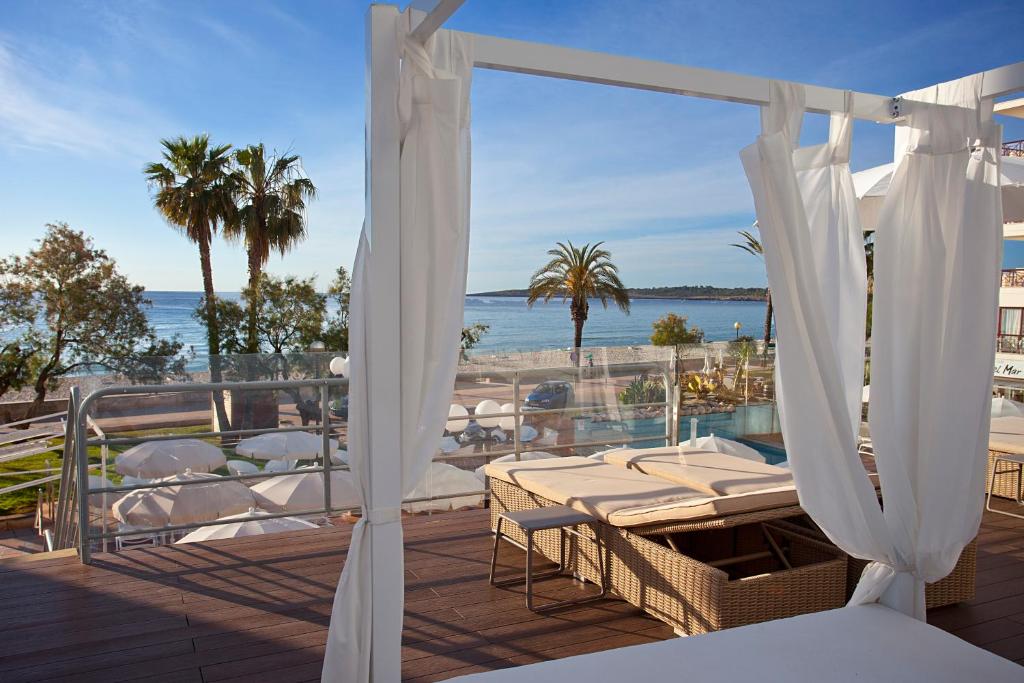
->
[[322, 6, 404, 683], [323, 4, 474, 681]]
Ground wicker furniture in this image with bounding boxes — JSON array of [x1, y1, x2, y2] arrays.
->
[[768, 518, 977, 609], [987, 449, 1024, 501], [489, 478, 847, 635], [489, 505, 607, 611], [987, 453, 1024, 518]]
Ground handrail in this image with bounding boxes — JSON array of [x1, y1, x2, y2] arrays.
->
[[52, 388, 80, 551]]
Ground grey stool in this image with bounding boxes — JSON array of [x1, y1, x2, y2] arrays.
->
[[488, 505, 607, 611], [987, 453, 1024, 519]]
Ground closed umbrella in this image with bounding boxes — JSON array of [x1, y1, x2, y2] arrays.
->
[[111, 471, 254, 527], [250, 468, 360, 513], [115, 439, 226, 478], [175, 508, 318, 544], [235, 432, 339, 462]]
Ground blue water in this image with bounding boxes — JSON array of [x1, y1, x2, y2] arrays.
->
[[145, 292, 768, 360]]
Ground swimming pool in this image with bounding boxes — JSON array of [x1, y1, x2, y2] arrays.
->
[[608, 404, 786, 464]]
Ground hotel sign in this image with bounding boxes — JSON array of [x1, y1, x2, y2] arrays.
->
[[995, 353, 1024, 379]]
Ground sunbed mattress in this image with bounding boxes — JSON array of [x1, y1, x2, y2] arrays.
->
[[602, 447, 795, 496], [485, 456, 800, 527]]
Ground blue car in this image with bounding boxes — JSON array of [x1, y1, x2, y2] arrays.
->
[[523, 380, 574, 411]]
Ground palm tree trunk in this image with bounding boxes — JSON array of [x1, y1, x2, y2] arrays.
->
[[199, 232, 231, 432], [763, 288, 773, 347], [245, 249, 261, 354], [571, 298, 587, 367]]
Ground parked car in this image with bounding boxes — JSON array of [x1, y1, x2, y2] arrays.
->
[[523, 380, 574, 411]]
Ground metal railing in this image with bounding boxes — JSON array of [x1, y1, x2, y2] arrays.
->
[[75, 378, 347, 563], [53, 388, 81, 550], [69, 360, 680, 564], [1004, 139, 1024, 158], [1002, 269, 1024, 288], [998, 334, 1024, 354]]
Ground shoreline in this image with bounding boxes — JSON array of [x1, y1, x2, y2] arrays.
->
[[467, 292, 767, 302]]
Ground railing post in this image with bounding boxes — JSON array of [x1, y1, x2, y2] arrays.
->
[[75, 389, 91, 564], [512, 373, 522, 461], [321, 383, 332, 519], [670, 351, 680, 446]]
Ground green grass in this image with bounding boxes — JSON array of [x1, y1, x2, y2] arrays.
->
[[0, 424, 226, 516]]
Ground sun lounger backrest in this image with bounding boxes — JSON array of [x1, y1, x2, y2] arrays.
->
[[603, 448, 794, 495]]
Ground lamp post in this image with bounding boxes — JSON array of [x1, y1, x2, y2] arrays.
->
[[309, 341, 326, 379], [734, 321, 742, 340]]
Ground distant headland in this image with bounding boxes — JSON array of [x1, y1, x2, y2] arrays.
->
[[468, 285, 767, 302]]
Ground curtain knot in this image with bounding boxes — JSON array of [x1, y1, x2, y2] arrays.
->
[[366, 507, 401, 525]]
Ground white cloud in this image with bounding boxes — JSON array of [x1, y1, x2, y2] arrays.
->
[[0, 39, 177, 160]]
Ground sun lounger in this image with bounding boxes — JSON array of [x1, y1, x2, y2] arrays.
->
[[450, 604, 1021, 682], [486, 456, 844, 634], [486, 455, 976, 634]]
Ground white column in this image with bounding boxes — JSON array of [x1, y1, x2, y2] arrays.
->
[[364, 5, 404, 681]]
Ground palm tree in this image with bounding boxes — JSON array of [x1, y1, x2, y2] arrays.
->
[[731, 227, 773, 348], [527, 241, 630, 356], [225, 144, 317, 353], [145, 134, 235, 428]]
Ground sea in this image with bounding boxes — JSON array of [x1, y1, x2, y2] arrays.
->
[[147, 291, 768, 362]]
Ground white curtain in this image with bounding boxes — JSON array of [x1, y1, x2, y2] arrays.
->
[[742, 75, 1001, 620], [322, 16, 473, 682], [865, 75, 1001, 617]]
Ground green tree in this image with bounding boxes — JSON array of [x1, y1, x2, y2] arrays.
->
[[460, 323, 490, 360], [0, 276, 40, 399], [527, 241, 630, 356], [248, 275, 326, 354], [650, 312, 704, 346], [322, 266, 351, 352], [0, 224, 184, 415], [731, 228, 773, 349], [144, 134, 235, 428], [225, 144, 317, 353]]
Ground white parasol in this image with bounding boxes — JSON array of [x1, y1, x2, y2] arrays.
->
[[115, 439, 226, 478], [175, 508, 318, 544], [235, 431, 339, 462], [250, 467, 360, 513], [111, 470, 254, 527]]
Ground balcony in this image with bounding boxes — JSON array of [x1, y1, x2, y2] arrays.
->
[[1001, 269, 1024, 288]]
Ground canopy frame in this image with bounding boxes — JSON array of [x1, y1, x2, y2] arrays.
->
[[359, 2, 1024, 680]]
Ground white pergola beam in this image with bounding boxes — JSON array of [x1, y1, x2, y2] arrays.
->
[[461, 32, 1024, 122], [982, 62, 1024, 100], [409, 0, 466, 44], [464, 32, 895, 121]]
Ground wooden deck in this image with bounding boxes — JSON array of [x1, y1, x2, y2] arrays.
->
[[1, 505, 1022, 682]]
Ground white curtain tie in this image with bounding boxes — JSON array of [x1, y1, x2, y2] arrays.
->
[[366, 507, 402, 525]]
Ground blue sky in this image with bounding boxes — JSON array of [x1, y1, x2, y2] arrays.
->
[[0, 0, 1022, 292]]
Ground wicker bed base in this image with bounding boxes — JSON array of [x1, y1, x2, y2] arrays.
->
[[489, 478, 848, 636], [988, 450, 1023, 500], [768, 518, 977, 609]]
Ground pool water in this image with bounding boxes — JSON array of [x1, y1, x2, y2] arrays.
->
[[610, 404, 786, 465]]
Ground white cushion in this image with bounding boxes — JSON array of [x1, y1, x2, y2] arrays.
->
[[450, 605, 1022, 683]]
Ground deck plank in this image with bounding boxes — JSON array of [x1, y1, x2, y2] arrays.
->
[[0, 507, 1020, 681]]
